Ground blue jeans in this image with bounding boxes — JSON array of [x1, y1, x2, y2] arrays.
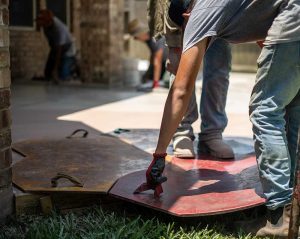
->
[[249, 41, 300, 209], [172, 39, 231, 141], [60, 56, 76, 80], [45, 49, 75, 81], [199, 39, 231, 140]]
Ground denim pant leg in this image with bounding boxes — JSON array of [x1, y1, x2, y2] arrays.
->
[[44, 50, 56, 79], [249, 41, 300, 209], [59, 56, 75, 80], [199, 39, 231, 141], [286, 90, 300, 187], [170, 74, 199, 140]]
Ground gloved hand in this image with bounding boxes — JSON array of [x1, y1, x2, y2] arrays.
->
[[146, 153, 167, 185], [134, 153, 167, 198]]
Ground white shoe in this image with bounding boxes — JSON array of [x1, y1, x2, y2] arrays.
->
[[173, 136, 195, 158]]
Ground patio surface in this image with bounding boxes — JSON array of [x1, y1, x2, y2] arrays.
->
[[11, 72, 256, 143]]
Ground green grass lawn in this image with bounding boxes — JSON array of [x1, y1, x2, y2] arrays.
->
[[0, 205, 267, 239]]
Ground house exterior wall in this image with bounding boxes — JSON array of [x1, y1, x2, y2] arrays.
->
[[10, 30, 48, 80], [80, 0, 124, 86], [0, 0, 13, 223], [9, 0, 124, 87]]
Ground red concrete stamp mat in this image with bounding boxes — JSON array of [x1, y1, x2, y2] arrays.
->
[[109, 155, 266, 217]]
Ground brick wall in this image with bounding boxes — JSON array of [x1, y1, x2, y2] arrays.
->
[[80, 0, 124, 86], [0, 0, 13, 222], [108, 0, 124, 86], [10, 30, 48, 80], [9, 0, 124, 86]]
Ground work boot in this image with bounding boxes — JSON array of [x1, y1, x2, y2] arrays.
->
[[152, 80, 160, 88], [198, 137, 234, 159], [173, 136, 195, 158], [256, 204, 291, 238], [238, 204, 291, 238]]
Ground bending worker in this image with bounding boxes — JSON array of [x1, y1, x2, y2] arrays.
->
[[148, 0, 234, 159], [36, 10, 76, 83], [145, 0, 300, 237], [128, 19, 167, 89]]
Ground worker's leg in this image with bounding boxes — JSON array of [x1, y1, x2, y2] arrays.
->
[[198, 38, 234, 158], [44, 49, 55, 80], [285, 90, 300, 187], [249, 41, 300, 237], [59, 56, 75, 80]]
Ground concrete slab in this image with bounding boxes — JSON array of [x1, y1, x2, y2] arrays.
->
[[11, 72, 256, 149], [57, 72, 255, 137]]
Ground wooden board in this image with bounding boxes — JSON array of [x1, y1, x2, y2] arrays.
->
[[12, 135, 151, 194], [109, 155, 266, 217]]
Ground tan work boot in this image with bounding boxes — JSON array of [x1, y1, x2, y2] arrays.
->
[[238, 204, 291, 238], [198, 138, 234, 159], [256, 204, 291, 238], [173, 136, 195, 158]]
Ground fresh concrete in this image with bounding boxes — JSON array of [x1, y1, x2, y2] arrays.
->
[[11, 72, 256, 143]]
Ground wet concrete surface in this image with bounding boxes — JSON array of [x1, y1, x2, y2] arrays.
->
[[11, 83, 144, 141], [11, 72, 256, 144]]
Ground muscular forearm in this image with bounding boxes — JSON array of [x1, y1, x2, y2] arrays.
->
[[155, 39, 207, 154], [153, 61, 162, 83]]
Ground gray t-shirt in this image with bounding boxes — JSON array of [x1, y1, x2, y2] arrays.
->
[[44, 17, 76, 57], [183, 0, 300, 52]]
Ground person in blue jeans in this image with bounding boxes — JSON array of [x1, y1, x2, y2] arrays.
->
[[145, 0, 300, 237], [249, 42, 300, 210], [148, 0, 233, 159], [36, 10, 76, 83], [170, 39, 233, 159]]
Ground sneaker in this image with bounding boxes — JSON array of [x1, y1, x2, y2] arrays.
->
[[136, 82, 153, 92], [152, 81, 160, 88], [198, 138, 234, 159], [173, 136, 195, 158]]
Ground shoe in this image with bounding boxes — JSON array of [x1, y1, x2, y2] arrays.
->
[[256, 205, 290, 238], [198, 138, 234, 159], [173, 136, 195, 158], [152, 81, 160, 88], [237, 204, 291, 238], [136, 82, 153, 92]]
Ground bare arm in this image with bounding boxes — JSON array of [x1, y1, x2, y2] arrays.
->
[[153, 48, 164, 83], [155, 38, 207, 154]]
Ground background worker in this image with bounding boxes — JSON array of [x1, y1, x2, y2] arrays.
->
[[146, 0, 300, 237], [128, 19, 167, 89], [147, 0, 234, 158], [36, 10, 77, 83]]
